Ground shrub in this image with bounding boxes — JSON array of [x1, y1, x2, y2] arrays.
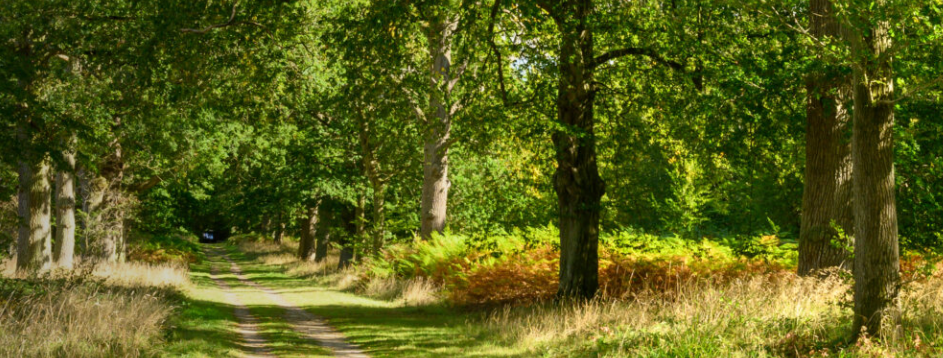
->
[[127, 231, 203, 265]]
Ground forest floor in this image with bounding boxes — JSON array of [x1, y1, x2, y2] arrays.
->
[[164, 244, 526, 358]]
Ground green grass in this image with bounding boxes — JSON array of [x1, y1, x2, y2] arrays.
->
[[160, 259, 244, 357], [222, 245, 530, 358]]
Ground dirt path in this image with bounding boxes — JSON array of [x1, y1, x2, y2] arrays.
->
[[208, 263, 275, 358], [207, 248, 369, 358]]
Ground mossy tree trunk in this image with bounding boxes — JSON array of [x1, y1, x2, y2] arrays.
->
[[849, 2, 901, 339], [18, 155, 53, 272]]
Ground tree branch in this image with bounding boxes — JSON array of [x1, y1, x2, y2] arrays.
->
[[180, 1, 261, 34], [591, 47, 683, 72], [487, 0, 512, 105]]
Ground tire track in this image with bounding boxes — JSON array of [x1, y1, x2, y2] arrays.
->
[[208, 262, 275, 358], [209, 248, 369, 358]]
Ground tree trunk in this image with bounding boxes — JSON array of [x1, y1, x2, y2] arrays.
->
[[55, 144, 77, 269], [338, 203, 357, 269], [261, 216, 272, 237], [798, 0, 854, 276], [419, 14, 458, 240], [545, 0, 604, 300], [314, 205, 332, 262], [274, 216, 285, 244], [354, 192, 366, 263], [357, 108, 388, 257], [850, 6, 901, 339], [88, 130, 125, 263], [15, 160, 31, 271], [297, 205, 319, 261], [371, 184, 387, 256], [18, 155, 52, 272]]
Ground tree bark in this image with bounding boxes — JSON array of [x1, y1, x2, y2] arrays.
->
[[55, 144, 77, 269], [850, 5, 901, 339], [540, 0, 605, 300], [798, 0, 854, 276], [15, 159, 31, 271], [18, 155, 53, 272], [298, 205, 319, 261], [419, 14, 458, 240]]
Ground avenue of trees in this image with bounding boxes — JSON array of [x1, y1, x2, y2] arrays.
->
[[3, 0, 943, 341]]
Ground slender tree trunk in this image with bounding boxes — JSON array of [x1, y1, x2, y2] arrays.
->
[[298, 205, 319, 261], [545, 0, 604, 300], [357, 108, 388, 257], [16, 160, 31, 270], [55, 143, 77, 269], [798, 0, 854, 276], [419, 15, 458, 240], [18, 155, 52, 272], [77, 166, 90, 255], [850, 6, 901, 339], [354, 192, 366, 263], [371, 184, 387, 256]]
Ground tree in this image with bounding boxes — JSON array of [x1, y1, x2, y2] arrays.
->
[[19, 155, 53, 272], [55, 138, 77, 269], [527, 0, 691, 299], [848, 0, 900, 339], [298, 204, 320, 261], [798, 0, 854, 275]]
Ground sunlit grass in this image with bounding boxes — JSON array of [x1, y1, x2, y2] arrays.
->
[[224, 244, 530, 357], [0, 257, 189, 357]]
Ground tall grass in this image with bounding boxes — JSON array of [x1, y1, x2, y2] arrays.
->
[[486, 271, 943, 357], [0, 257, 189, 357]]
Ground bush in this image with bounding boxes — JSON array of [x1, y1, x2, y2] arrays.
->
[[353, 227, 798, 307], [127, 231, 203, 265]]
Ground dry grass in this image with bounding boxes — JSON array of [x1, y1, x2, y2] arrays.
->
[[2, 257, 189, 289], [0, 257, 188, 357], [401, 278, 440, 306], [93, 261, 189, 289], [484, 271, 943, 357]]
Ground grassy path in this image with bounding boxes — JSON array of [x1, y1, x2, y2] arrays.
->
[[207, 261, 274, 357], [209, 248, 369, 358], [164, 244, 529, 358]]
